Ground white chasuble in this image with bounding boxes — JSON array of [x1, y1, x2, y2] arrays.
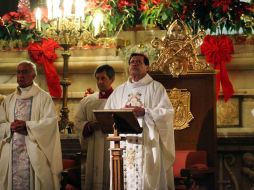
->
[[105, 74, 175, 190], [0, 83, 62, 190]]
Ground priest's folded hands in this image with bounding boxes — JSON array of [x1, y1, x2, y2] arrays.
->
[[10, 119, 28, 135]]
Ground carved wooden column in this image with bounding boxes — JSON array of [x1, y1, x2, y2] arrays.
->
[[107, 123, 124, 190]]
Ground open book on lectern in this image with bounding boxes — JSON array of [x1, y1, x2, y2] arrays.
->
[[93, 109, 143, 134]]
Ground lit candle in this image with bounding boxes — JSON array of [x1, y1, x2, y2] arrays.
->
[[75, 0, 85, 30], [64, 0, 73, 17], [75, 0, 85, 18], [53, 0, 60, 19], [56, 9, 62, 31], [35, 8, 42, 32], [93, 12, 104, 36], [47, 0, 52, 19]]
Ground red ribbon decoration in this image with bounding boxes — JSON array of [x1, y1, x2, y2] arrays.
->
[[201, 35, 234, 101], [28, 38, 62, 98]]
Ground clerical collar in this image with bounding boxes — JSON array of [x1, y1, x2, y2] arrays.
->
[[18, 84, 33, 94], [128, 74, 153, 88], [99, 87, 113, 99], [19, 84, 33, 92]]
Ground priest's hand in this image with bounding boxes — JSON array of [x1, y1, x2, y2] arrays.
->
[[125, 105, 145, 117], [82, 121, 101, 138], [10, 119, 28, 136]]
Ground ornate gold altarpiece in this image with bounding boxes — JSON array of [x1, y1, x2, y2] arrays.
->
[[149, 19, 217, 190]]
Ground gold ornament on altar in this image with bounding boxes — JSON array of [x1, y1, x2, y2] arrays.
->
[[167, 88, 194, 130], [241, 14, 254, 28], [41, 16, 117, 48], [150, 19, 212, 77]]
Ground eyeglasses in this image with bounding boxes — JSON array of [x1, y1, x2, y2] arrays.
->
[[17, 70, 32, 75], [129, 60, 144, 65]]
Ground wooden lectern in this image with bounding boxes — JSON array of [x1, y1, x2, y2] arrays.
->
[[94, 109, 142, 190]]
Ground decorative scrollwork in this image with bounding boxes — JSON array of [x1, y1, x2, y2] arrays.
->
[[150, 19, 212, 77], [242, 152, 254, 182], [223, 154, 239, 190]]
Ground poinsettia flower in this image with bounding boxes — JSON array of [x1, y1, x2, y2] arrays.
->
[[101, 0, 112, 10], [2, 12, 21, 24], [139, 0, 149, 11], [101, 4, 112, 11], [19, 9, 33, 23], [8, 12, 21, 19], [2, 14, 11, 23], [212, 0, 232, 13], [152, 0, 161, 6], [118, 0, 134, 10]]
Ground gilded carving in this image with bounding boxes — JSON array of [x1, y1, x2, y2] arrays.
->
[[217, 98, 239, 126], [150, 19, 212, 77], [167, 88, 194, 130]]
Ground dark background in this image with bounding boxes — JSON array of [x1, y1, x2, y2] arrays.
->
[[0, 0, 19, 16], [0, 0, 41, 16]]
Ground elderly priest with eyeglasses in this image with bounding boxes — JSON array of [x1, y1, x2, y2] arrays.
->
[[0, 60, 62, 190]]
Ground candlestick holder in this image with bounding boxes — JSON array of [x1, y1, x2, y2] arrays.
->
[[45, 18, 91, 133], [58, 43, 73, 133]]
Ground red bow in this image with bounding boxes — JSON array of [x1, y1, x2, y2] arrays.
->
[[201, 35, 234, 101], [28, 38, 62, 98]]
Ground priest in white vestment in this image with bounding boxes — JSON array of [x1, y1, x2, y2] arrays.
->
[[0, 60, 62, 190], [74, 64, 115, 190], [105, 53, 175, 190]]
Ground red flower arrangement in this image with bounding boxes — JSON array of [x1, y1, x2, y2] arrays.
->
[[180, 0, 254, 34], [0, 0, 253, 49], [0, 4, 50, 49], [0, 4, 37, 49]]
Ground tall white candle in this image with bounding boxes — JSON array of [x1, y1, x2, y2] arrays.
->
[[64, 0, 73, 17], [47, 0, 52, 19], [75, 0, 85, 18], [35, 8, 42, 32], [93, 12, 103, 36], [56, 9, 62, 31], [53, 0, 61, 19]]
